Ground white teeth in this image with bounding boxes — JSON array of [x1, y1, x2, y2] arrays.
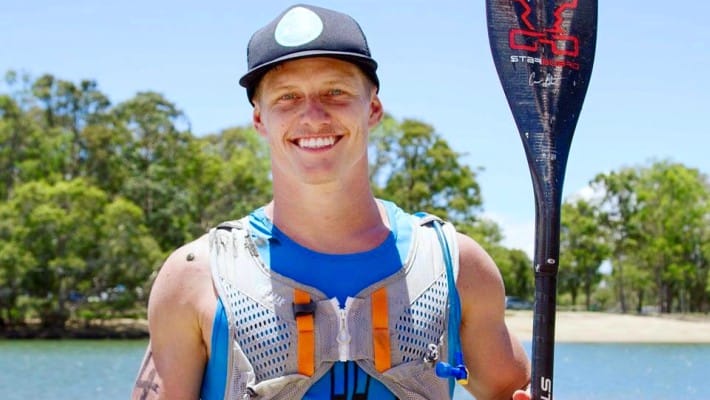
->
[[297, 136, 336, 149]]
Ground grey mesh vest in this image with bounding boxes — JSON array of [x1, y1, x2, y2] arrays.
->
[[208, 214, 460, 399]]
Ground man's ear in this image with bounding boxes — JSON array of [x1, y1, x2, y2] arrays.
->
[[368, 94, 384, 129], [252, 104, 267, 137]]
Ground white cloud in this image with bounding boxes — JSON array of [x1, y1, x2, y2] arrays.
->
[[564, 183, 606, 204], [482, 211, 535, 259]]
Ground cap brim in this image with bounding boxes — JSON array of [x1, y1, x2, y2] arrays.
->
[[239, 50, 379, 103]]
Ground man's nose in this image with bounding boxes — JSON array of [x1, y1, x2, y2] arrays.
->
[[300, 95, 330, 125]]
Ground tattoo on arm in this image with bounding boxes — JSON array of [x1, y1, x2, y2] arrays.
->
[[132, 349, 161, 400]]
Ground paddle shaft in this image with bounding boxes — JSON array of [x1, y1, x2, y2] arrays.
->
[[531, 201, 561, 400], [526, 122, 565, 400]]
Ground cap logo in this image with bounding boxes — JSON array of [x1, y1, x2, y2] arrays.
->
[[274, 6, 323, 47]]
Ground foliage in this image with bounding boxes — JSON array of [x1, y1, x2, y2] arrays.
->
[[590, 162, 710, 313], [0, 72, 271, 329], [2, 70, 708, 332], [560, 199, 610, 310], [369, 115, 483, 224]]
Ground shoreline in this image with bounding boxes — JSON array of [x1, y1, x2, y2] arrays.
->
[[505, 311, 710, 343], [0, 318, 149, 340], [2, 312, 710, 343]]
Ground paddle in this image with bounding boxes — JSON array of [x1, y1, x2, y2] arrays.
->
[[485, 1, 597, 398]]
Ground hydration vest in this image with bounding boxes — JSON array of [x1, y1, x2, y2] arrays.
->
[[208, 215, 459, 399]]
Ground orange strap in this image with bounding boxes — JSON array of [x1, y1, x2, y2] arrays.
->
[[371, 287, 391, 372], [294, 289, 315, 376]]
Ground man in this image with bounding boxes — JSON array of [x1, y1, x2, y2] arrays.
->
[[132, 4, 530, 400]]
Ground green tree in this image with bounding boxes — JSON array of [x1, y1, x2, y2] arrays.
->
[[2, 179, 161, 328], [368, 115, 532, 297], [0, 72, 52, 198], [91, 198, 164, 316], [6, 179, 108, 328], [0, 94, 27, 199], [0, 201, 36, 325], [369, 116, 482, 225], [114, 92, 196, 251], [195, 126, 272, 230], [30, 74, 111, 180], [634, 162, 709, 313], [594, 162, 710, 313], [592, 168, 643, 313], [560, 199, 610, 310]]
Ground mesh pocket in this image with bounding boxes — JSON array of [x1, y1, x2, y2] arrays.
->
[[394, 276, 448, 363], [224, 281, 292, 382]]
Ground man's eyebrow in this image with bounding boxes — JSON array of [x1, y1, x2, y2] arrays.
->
[[262, 79, 299, 93]]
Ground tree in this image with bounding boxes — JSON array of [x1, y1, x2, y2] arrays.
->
[[369, 116, 482, 225], [633, 162, 710, 313], [92, 198, 164, 316], [368, 115, 534, 297], [195, 126, 272, 230], [0, 201, 36, 325], [594, 161, 710, 313], [0, 72, 50, 199], [114, 92, 197, 251], [592, 168, 643, 313], [2, 179, 161, 328], [560, 199, 610, 310], [6, 179, 108, 328], [30, 74, 111, 180], [0, 94, 27, 199]]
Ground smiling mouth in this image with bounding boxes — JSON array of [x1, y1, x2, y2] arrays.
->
[[294, 136, 338, 149]]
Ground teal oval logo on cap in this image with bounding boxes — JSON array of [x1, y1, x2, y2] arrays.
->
[[274, 6, 323, 47]]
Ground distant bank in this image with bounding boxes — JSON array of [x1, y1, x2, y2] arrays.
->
[[3, 312, 709, 342], [506, 311, 710, 343], [0, 318, 149, 339]]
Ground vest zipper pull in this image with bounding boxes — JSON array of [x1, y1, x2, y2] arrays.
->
[[334, 298, 352, 361]]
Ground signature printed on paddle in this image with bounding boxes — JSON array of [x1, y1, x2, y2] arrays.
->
[[528, 72, 562, 88]]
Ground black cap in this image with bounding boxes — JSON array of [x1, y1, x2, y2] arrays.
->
[[239, 4, 379, 104]]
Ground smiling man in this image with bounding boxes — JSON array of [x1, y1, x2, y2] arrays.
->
[[132, 4, 530, 400]]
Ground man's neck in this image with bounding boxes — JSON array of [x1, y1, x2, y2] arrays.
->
[[265, 180, 390, 254]]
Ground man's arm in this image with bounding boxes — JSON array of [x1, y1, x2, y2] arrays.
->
[[456, 233, 531, 400], [136, 236, 214, 400], [131, 344, 162, 400]]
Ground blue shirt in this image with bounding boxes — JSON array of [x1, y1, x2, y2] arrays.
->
[[200, 200, 414, 399]]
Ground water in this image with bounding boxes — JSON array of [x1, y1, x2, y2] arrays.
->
[[1, 340, 708, 399], [0, 339, 145, 399], [456, 343, 710, 400]]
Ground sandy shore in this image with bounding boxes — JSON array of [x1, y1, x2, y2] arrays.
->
[[6, 313, 708, 343], [505, 311, 710, 343]]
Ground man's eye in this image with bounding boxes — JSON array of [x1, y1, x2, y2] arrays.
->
[[328, 89, 344, 96], [279, 93, 297, 101]]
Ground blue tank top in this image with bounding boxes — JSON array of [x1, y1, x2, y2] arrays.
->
[[200, 200, 414, 399]]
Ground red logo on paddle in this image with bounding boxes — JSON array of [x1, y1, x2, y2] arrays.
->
[[509, 0, 580, 69]]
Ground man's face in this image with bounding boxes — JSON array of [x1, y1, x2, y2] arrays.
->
[[252, 57, 383, 186]]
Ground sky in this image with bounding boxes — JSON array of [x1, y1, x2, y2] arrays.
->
[[3, 1, 708, 257]]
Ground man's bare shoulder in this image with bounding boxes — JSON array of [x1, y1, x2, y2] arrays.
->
[[161, 233, 211, 275], [455, 232, 506, 310], [149, 233, 212, 317]]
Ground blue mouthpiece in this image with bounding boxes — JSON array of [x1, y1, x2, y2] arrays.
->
[[435, 351, 468, 383]]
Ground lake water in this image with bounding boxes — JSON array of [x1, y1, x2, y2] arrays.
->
[[0, 339, 708, 399]]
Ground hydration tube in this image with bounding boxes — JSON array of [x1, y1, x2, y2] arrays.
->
[[430, 219, 469, 396]]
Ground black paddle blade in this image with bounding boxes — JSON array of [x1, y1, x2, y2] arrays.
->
[[486, 2, 597, 400], [486, 0, 596, 217]]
